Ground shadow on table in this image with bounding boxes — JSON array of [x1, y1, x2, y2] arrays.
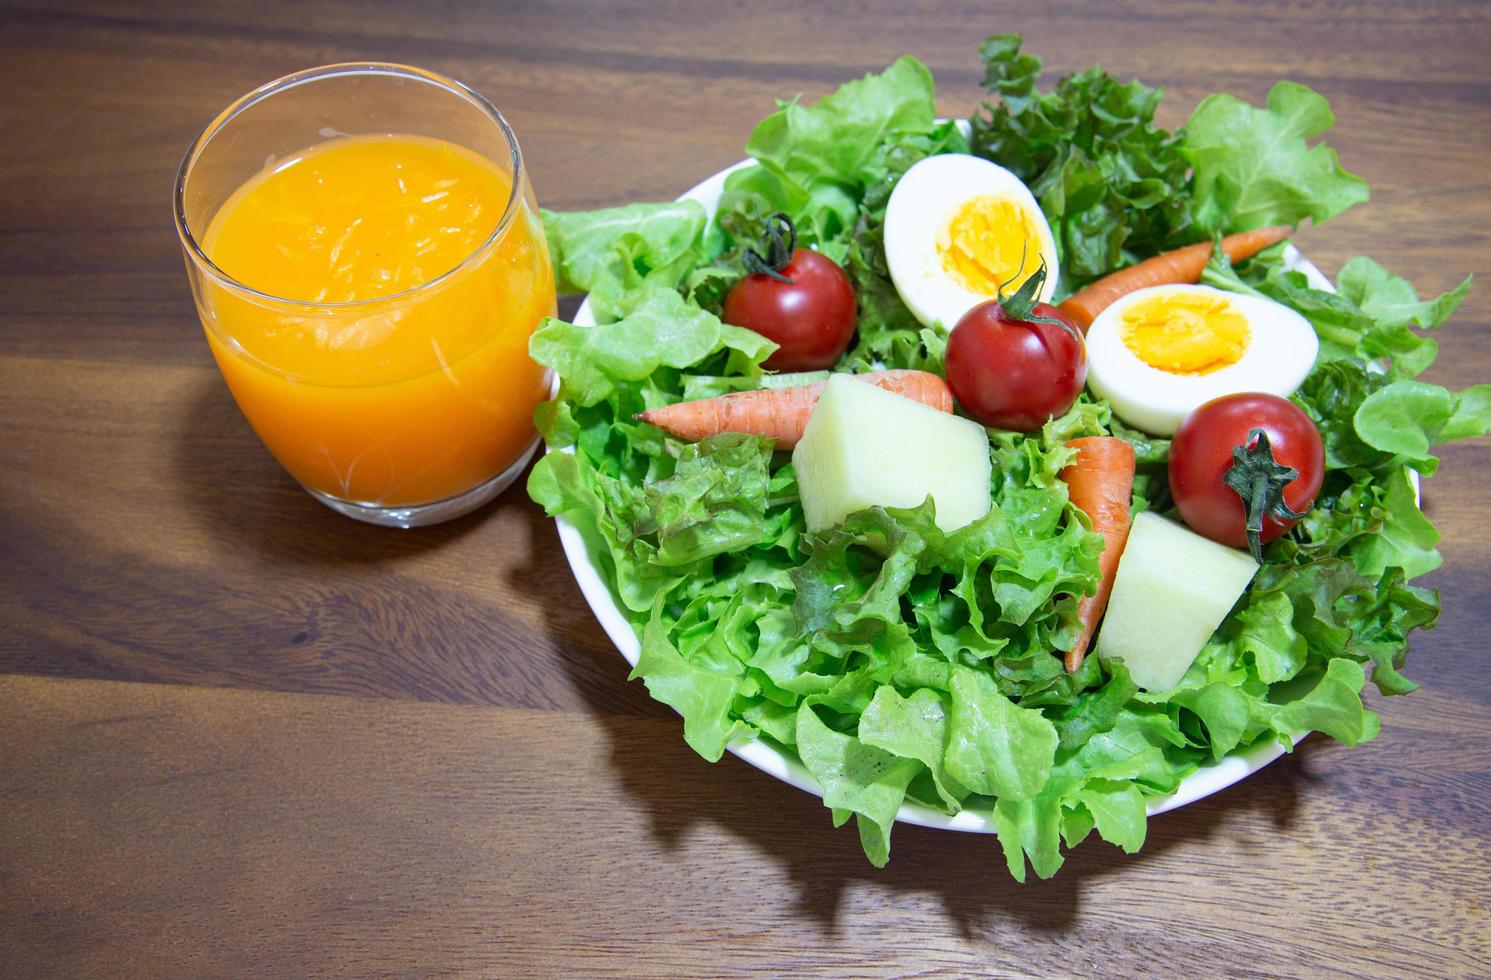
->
[[513, 505, 1316, 938], [171, 373, 493, 567]]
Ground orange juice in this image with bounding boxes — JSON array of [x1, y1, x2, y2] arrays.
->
[[196, 134, 554, 507]]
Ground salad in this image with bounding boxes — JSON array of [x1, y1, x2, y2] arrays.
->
[[527, 35, 1488, 880]]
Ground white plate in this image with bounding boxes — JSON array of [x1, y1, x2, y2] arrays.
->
[[553, 156, 1336, 833]]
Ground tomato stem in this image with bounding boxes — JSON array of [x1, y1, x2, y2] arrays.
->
[[996, 254, 1073, 334], [743, 212, 797, 284], [1222, 428, 1307, 563]]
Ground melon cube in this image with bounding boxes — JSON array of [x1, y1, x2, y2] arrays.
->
[[1096, 511, 1259, 691], [791, 374, 992, 534]]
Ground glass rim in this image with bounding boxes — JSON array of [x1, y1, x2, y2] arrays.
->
[[172, 61, 525, 309]]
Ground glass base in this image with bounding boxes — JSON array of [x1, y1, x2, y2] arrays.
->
[[302, 432, 542, 528]]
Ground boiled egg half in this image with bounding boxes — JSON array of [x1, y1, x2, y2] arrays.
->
[[1085, 284, 1318, 435], [884, 154, 1059, 331]]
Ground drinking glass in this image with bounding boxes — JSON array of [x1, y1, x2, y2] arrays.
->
[[175, 64, 555, 527]]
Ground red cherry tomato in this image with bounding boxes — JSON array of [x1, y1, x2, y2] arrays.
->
[[722, 248, 857, 371], [944, 298, 1087, 431], [1169, 392, 1324, 557]]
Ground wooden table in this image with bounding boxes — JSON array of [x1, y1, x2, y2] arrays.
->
[[4, 1, 1489, 975]]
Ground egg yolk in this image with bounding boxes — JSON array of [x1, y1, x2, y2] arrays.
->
[[936, 195, 1043, 296], [1119, 292, 1251, 375]]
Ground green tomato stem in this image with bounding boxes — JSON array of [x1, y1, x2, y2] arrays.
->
[[1222, 428, 1308, 563]]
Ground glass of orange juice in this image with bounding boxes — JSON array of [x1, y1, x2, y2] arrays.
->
[[174, 64, 555, 527]]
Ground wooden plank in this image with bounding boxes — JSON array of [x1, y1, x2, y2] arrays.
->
[[2, 675, 1487, 977]]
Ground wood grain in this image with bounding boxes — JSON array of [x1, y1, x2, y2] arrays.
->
[[2, 0, 1490, 976], [3, 674, 1489, 978]]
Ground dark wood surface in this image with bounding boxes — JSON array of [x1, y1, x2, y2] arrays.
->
[[3, 1, 1490, 975]]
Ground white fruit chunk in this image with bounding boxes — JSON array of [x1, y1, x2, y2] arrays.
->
[[792, 374, 992, 534], [1096, 511, 1259, 692]]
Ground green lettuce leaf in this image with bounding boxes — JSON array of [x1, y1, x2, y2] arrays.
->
[[992, 794, 1064, 882], [970, 33, 1194, 289], [994, 706, 1186, 881], [1231, 590, 1309, 684], [1183, 81, 1369, 233], [1243, 558, 1439, 697], [1051, 659, 1139, 751], [858, 685, 968, 810], [641, 434, 776, 566], [1073, 780, 1148, 854], [796, 702, 920, 867], [630, 600, 749, 762], [944, 665, 1059, 801], [1171, 683, 1252, 759], [1343, 467, 1442, 580], [1354, 380, 1491, 470], [1338, 257, 1472, 330], [530, 285, 772, 410], [1292, 360, 1397, 470], [725, 56, 938, 255], [1272, 659, 1380, 747], [541, 201, 710, 320]]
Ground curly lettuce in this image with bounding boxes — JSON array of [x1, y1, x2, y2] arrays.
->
[[970, 34, 1195, 291]]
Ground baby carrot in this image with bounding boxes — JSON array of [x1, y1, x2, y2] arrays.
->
[[1058, 226, 1293, 331], [637, 369, 953, 449], [1059, 436, 1137, 673]]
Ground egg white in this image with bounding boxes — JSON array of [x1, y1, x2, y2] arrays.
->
[[1085, 284, 1319, 436], [883, 154, 1059, 332]]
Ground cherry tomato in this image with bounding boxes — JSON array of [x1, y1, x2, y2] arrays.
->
[[944, 297, 1087, 431], [723, 250, 856, 371], [721, 213, 857, 372], [1169, 392, 1325, 559]]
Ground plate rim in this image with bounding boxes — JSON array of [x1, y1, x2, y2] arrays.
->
[[550, 154, 1336, 833]]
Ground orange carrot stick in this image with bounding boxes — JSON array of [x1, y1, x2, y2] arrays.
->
[[636, 369, 953, 449], [1059, 436, 1137, 673], [1059, 226, 1293, 331]]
